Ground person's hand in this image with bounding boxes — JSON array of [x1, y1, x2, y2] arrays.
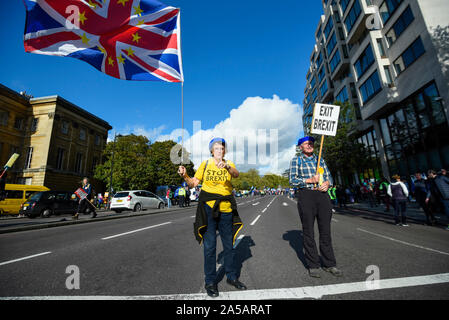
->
[[217, 160, 226, 169], [178, 166, 187, 178], [308, 175, 320, 184], [425, 198, 430, 204], [318, 181, 330, 192]]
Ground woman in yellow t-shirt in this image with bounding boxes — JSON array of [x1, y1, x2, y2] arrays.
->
[[178, 137, 246, 298]]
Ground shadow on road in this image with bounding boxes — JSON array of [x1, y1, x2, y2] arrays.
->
[[216, 235, 255, 282], [282, 230, 308, 269]]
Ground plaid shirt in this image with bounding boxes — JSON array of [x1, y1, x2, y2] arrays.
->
[[289, 152, 333, 189]]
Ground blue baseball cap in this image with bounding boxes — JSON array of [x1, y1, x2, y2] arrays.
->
[[297, 136, 315, 146], [209, 137, 226, 151]]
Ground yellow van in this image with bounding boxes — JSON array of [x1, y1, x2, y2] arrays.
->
[[0, 184, 50, 215]]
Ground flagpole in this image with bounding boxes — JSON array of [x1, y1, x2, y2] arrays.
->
[[181, 81, 184, 164]]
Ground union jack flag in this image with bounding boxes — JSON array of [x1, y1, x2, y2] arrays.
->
[[24, 0, 183, 82]]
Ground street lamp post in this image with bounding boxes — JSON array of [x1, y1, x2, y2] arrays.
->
[[109, 132, 117, 206]]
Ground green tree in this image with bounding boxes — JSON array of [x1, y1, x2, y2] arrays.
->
[[313, 101, 377, 183], [94, 135, 195, 192]]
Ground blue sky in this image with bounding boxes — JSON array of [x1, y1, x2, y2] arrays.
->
[[0, 0, 324, 172]]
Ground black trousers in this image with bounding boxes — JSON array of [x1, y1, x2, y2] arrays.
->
[[296, 189, 337, 269], [76, 198, 95, 214]]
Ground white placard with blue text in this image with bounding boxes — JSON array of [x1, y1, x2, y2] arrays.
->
[[310, 103, 340, 136]]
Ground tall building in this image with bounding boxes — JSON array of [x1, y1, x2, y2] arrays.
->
[[303, 0, 449, 183], [0, 84, 112, 191]]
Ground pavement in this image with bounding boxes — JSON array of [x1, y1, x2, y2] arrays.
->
[[0, 194, 448, 300], [344, 200, 449, 226]]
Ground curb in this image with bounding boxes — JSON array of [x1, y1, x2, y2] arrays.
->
[[343, 205, 448, 227], [0, 205, 198, 235]]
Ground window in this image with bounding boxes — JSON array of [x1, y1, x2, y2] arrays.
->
[[329, 50, 341, 73], [56, 148, 65, 170], [0, 111, 9, 126], [344, 0, 362, 34], [61, 121, 69, 134], [335, 86, 349, 103], [79, 128, 86, 141], [384, 66, 393, 85], [354, 44, 375, 78], [386, 6, 414, 46], [316, 52, 324, 69], [424, 83, 447, 125], [312, 88, 318, 102], [25, 147, 33, 169], [379, 0, 403, 24], [14, 117, 24, 130], [75, 153, 83, 173], [320, 80, 329, 97], [377, 39, 386, 57], [340, 0, 351, 14], [31, 118, 39, 131], [95, 134, 101, 146], [359, 70, 382, 103], [326, 32, 337, 56], [310, 76, 317, 89], [324, 18, 334, 40], [318, 67, 326, 83], [394, 37, 425, 75]]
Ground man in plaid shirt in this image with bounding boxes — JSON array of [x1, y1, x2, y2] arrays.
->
[[289, 136, 342, 278]]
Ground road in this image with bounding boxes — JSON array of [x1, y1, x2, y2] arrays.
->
[[1, 195, 449, 300]]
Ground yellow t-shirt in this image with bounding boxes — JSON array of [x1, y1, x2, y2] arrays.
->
[[194, 158, 236, 213]]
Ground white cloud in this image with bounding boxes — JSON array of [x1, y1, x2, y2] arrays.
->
[[118, 95, 303, 175]]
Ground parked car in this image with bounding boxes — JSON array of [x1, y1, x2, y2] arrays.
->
[[110, 190, 165, 213], [0, 184, 50, 215], [20, 191, 78, 218]]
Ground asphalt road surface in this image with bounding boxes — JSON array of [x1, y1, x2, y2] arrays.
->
[[1, 195, 449, 300]]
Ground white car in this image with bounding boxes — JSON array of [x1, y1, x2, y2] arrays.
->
[[110, 190, 165, 213]]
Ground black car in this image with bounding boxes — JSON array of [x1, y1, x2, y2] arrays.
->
[[20, 191, 78, 218]]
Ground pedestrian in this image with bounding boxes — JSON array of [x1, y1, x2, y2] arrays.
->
[[441, 169, 447, 177], [73, 177, 96, 220], [178, 137, 247, 297], [97, 193, 103, 209], [166, 188, 171, 208], [387, 174, 409, 226], [336, 185, 347, 208], [413, 172, 435, 225], [379, 179, 390, 212], [178, 186, 186, 207], [289, 136, 342, 278], [426, 169, 449, 230], [328, 185, 337, 207]]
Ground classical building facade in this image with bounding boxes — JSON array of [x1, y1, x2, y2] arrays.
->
[[0, 84, 112, 191], [303, 0, 449, 182]]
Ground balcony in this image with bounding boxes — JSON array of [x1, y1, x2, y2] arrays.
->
[[343, 1, 378, 45]]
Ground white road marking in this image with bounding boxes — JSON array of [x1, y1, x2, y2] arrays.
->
[[357, 228, 449, 256], [250, 215, 261, 226], [282, 202, 288, 206], [0, 252, 52, 267], [252, 202, 260, 206], [262, 208, 267, 213], [332, 218, 339, 222], [101, 222, 172, 240], [190, 215, 196, 218], [6, 273, 449, 300]]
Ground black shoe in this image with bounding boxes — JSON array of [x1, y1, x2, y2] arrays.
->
[[205, 284, 219, 298], [308, 268, 321, 278], [226, 279, 247, 290], [91, 213, 97, 218]]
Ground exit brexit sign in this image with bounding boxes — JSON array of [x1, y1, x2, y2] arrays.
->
[[310, 103, 340, 136]]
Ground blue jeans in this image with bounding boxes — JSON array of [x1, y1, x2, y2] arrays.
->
[[203, 204, 237, 285], [393, 199, 407, 224]]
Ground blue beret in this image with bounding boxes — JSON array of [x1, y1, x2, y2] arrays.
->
[[297, 136, 315, 146], [209, 137, 226, 151]]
